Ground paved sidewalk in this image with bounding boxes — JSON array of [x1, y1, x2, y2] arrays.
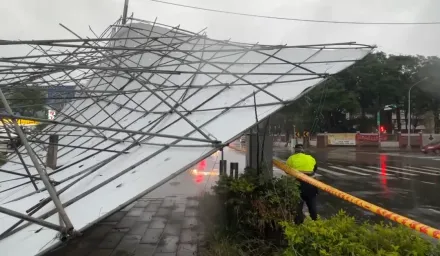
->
[[47, 195, 203, 256]]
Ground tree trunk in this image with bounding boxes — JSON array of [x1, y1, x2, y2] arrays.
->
[[396, 107, 401, 131], [432, 100, 440, 134]]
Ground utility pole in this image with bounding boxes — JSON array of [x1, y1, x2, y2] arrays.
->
[[377, 110, 381, 148], [122, 0, 129, 25], [407, 77, 428, 150]]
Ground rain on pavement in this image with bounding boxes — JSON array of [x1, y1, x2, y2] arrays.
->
[[186, 145, 440, 228], [274, 147, 440, 228]]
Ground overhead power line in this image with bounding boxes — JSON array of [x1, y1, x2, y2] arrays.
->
[[150, 0, 440, 25]]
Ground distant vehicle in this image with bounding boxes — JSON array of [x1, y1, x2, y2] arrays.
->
[[421, 140, 440, 154], [239, 136, 246, 143]]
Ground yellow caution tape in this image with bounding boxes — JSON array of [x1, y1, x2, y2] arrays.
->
[[228, 144, 440, 240]]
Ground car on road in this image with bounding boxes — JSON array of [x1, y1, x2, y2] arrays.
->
[[421, 140, 440, 154]]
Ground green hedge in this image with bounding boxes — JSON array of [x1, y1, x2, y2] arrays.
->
[[281, 211, 440, 256], [212, 168, 300, 239], [200, 169, 440, 256]]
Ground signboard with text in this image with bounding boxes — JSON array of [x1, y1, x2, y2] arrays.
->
[[0, 119, 39, 126], [327, 133, 356, 145], [356, 133, 388, 142]]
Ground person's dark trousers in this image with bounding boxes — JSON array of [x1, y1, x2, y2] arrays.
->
[[294, 194, 318, 224], [294, 180, 318, 224]]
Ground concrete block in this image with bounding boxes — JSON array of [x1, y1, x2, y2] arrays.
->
[[177, 244, 197, 256], [181, 217, 197, 229], [179, 229, 197, 244], [156, 235, 179, 253], [141, 229, 163, 244], [88, 249, 114, 256], [145, 203, 162, 212], [116, 216, 138, 229], [99, 232, 125, 249], [134, 244, 156, 256], [163, 223, 181, 236], [140, 211, 155, 222], [127, 208, 144, 217], [184, 208, 198, 217], [129, 222, 150, 235], [134, 200, 150, 208], [111, 235, 142, 256], [149, 217, 167, 229]]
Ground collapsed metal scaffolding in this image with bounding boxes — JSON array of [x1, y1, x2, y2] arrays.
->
[[0, 16, 373, 254]]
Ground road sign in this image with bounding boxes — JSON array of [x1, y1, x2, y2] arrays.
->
[[303, 131, 309, 137], [48, 110, 56, 120], [295, 132, 300, 138]]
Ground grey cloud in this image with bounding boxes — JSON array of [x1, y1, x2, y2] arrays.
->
[[0, 0, 439, 57]]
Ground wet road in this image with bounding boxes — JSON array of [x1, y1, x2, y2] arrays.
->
[[274, 147, 440, 228]]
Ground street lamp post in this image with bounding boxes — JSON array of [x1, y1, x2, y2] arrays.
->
[[407, 77, 429, 150]]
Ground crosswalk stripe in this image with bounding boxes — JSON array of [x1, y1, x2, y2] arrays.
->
[[386, 166, 440, 176], [422, 166, 440, 171], [317, 167, 345, 176], [349, 166, 393, 176], [405, 166, 440, 173], [328, 165, 370, 176], [368, 166, 418, 176]]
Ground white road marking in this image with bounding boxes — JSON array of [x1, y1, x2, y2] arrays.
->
[[317, 167, 346, 176], [429, 208, 440, 214], [421, 181, 436, 185], [422, 166, 440, 171], [349, 166, 393, 176], [368, 166, 418, 176], [387, 166, 440, 176], [328, 165, 370, 176], [404, 166, 440, 174]]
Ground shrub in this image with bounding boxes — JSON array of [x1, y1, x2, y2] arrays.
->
[[212, 168, 301, 237], [281, 210, 440, 256]]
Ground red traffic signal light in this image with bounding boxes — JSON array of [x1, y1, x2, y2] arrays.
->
[[380, 126, 385, 133]]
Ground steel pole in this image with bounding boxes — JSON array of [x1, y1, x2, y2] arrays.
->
[[377, 110, 381, 148], [407, 88, 411, 150], [122, 0, 129, 25], [0, 88, 74, 231], [406, 77, 428, 150], [0, 206, 66, 233]]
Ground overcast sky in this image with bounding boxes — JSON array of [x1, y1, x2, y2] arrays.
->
[[1, 0, 439, 57]]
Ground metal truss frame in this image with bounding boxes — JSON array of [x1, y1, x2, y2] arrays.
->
[[0, 15, 373, 246]]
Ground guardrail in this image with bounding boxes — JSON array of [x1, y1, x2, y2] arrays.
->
[[228, 144, 440, 240]]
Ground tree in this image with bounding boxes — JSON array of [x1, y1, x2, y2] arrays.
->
[[277, 51, 440, 134], [2, 88, 47, 117]]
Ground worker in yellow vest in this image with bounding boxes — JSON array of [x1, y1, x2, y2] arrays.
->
[[286, 144, 318, 224]]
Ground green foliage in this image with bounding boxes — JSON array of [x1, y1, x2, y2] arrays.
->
[[213, 168, 300, 236], [281, 210, 440, 256], [202, 170, 440, 256], [276, 52, 440, 133], [1, 88, 46, 117], [199, 168, 300, 256]]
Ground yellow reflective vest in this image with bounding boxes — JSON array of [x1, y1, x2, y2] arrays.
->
[[286, 153, 316, 173]]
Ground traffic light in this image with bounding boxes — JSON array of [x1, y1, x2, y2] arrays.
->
[[380, 126, 385, 133]]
